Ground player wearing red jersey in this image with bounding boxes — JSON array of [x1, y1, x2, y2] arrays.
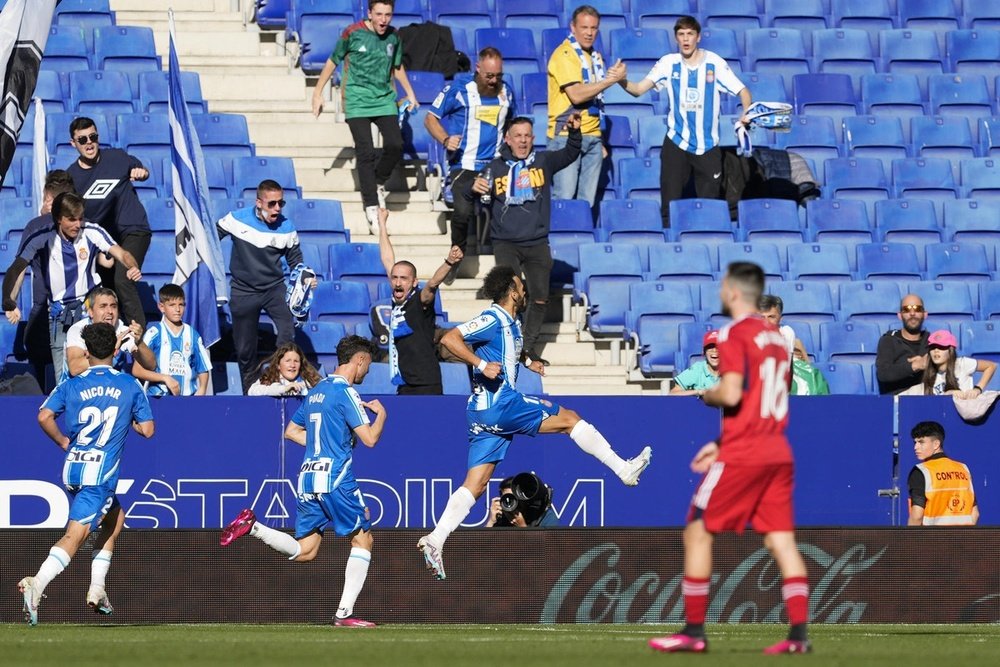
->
[[649, 262, 811, 655]]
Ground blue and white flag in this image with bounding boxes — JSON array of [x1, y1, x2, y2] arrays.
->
[[31, 96, 47, 207], [167, 9, 226, 347], [0, 0, 57, 188]]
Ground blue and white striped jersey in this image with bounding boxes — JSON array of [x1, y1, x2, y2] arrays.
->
[[290, 375, 370, 495], [645, 50, 745, 155], [17, 223, 115, 305], [143, 321, 212, 396], [41, 365, 153, 488], [457, 304, 523, 411], [428, 74, 516, 171]]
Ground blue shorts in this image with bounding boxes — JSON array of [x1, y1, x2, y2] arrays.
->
[[67, 483, 119, 532], [294, 483, 371, 539], [466, 391, 561, 468]]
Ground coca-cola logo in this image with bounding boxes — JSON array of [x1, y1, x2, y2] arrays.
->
[[540, 542, 886, 624]]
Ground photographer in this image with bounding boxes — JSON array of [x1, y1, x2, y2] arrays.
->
[[486, 472, 559, 527]]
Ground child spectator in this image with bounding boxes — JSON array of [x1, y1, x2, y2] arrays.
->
[[902, 330, 996, 398], [247, 343, 323, 397], [670, 330, 721, 396], [132, 284, 211, 396]]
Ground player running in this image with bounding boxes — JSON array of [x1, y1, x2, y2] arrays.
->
[[648, 262, 811, 655], [417, 265, 652, 580], [18, 322, 155, 626], [220, 335, 387, 627]]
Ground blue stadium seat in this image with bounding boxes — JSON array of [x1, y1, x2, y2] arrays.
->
[[820, 321, 882, 373], [515, 364, 546, 395], [598, 199, 665, 251], [942, 199, 1000, 266], [625, 281, 698, 375], [574, 243, 644, 335], [310, 280, 371, 330], [910, 116, 975, 180], [791, 74, 859, 128], [617, 157, 660, 201], [824, 158, 891, 215], [739, 199, 804, 267], [69, 70, 135, 116], [768, 281, 837, 343], [609, 28, 672, 74], [285, 198, 349, 247], [891, 158, 960, 207], [520, 72, 547, 113], [54, 0, 115, 51], [928, 74, 994, 122], [807, 200, 874, 270], [960, 158, 1000, 200], [775, 115, 841, 181], [637, 115, 668, 157], [41, 25, 90, 76], [855, 242, 923, 280], [432, 0, 493, 39], [699, 0, 763, 35], [898, 0, 960, 49], [474, 28, 538, 83], [232, 156, 301, 199], [718, 242, 784, 281], [964, 0, 1000, 29], [744, 29, 812, 98], [959, 321, 1000, 366], [767, 0, 828, 32], [909, 280, 977, 331], [811, 29, 877, 93], [601, 86, 656, 132], [837, 281, 902, 329], [192, 113, 255, 173], [254, 0, 291, 30], [874, 199, 942, 270], [0, 199, 36, 239], [549, 239, 583, 290], [647, 243, 716, 282], [843, 115, 909, 172], [397, 71, 446, 107], [738, 72, 790, 112], [669, 199, 736, 253], [92, 26, 161, 91], [359, 362, 396, 395], [604, 115, 637, 160], [138, 70, 207, 114], [787, 243, 853, 281], [117, 112, 170, 167], [141, 238, 177, 282], [400, 107, 436, 161], [328, 243, 385, 301], [860, 74, 925, 120], [635, 0, 692, 31], [550, 199, 597, 242], [298, 15, 349, 75], [925, 242, 992, 281], [144, 199, 177, 235], [579, 0, 630, 32], [500, 0, 562, 54], [822, 361, 869, 394], [174, 156, 233, 199], [675, 321, 718, 371], [295, 322, 348, 368], [210, 361, 244, 396], [879, 30, 944, 98], [287, 0, 357, 43], [831, 0, 896, 43], [698, 28, 744, 73], [980, 282, 1000, 319], [947, 31, 1000, 98]]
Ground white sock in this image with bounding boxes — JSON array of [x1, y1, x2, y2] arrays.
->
[[429, 486, 477, 546], [250, 522, 301, 560], [335, 547, 371, 619], [570, 420, 627, 476], [90, 550, 113, 591], [34, 547, 70, 594]]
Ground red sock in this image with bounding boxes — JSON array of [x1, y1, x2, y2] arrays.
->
[[682, 576, 711, 625], [782, 576, 810, 626]]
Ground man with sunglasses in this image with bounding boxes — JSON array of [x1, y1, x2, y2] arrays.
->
[[217, 180, 314, 393], [66, 117, 152, 328], [876, 294, 929, 395]]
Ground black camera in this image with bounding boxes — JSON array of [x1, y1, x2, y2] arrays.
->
[[495, 472, 553, 527]]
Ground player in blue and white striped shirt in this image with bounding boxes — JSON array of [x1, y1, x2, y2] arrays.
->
[[132, 283, 211, 396], [19, 322, 154, 626], [415, 266, 653, 581], [619, 16, 751, 227], [220, 336, 387, 627]]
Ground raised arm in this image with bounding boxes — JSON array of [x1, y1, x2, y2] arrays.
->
[[420, 245, 463, 305], [620, 77, 656, 98], [377, 208, 395, 275]]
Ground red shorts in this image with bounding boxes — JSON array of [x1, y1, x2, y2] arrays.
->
[[687, 462, 795, 534]]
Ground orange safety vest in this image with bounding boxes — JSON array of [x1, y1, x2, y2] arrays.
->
[[914, 456, 977, 526]]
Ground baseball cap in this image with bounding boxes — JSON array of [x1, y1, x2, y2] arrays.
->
[[703, 330, 719, 348], [928, 330, 957, 348]]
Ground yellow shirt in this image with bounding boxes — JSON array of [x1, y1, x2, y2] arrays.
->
[[547, 39, 603, 138]]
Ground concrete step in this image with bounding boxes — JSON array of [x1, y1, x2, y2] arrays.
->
[[153, 31, 262, 58], [199, 73, 304, 100], [211, 100, 311, 113], [117, 15, 247, 34], [112, 0, 227, 11], [250, 123, 354, 148]]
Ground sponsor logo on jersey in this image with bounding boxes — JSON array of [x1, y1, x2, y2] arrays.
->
[[82, 179, 121, 200]]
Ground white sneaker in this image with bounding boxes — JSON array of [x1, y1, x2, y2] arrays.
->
[[87, 586, 114, 615], [18, 576, 43, 626], [417, 535, 446, 581], [365, 206, 380, 236], [619, 446, 652, 486], [376, 184, 388, 208]]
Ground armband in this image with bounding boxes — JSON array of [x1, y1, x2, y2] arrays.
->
[[477, 359, 488, 372]]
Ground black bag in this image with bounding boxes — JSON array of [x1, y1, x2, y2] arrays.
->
[[398, 22, 461, 78]]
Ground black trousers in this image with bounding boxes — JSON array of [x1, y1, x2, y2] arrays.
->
[[346, 115, 404, 208], [396, 382, 443, 396], [659, 141, 723, 228], [98, 230, 151, 326], [231, 283, 296, 393], [448, 167, 479, 252], [492, 240, 553, 357]]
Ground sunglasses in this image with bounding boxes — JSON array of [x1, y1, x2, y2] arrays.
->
[[74, 133, 99, 145], [900, 305, 925, 313], [482, 72, 504, 80], [263, 199, 286, 209]]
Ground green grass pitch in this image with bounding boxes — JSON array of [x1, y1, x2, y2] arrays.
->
[[1, 624, 998, 667]]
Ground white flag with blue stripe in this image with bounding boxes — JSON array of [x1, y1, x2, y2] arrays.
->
[[32, 96, 47, 207], [168, 10, 226, 347]]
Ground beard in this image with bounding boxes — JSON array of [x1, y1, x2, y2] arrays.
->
[[903, 319, 924, 335]]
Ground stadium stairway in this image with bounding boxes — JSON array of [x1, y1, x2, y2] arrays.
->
[[108, 0, 653, 394]]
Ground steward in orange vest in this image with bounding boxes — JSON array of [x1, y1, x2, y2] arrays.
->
[[907, 421, 979, 526]]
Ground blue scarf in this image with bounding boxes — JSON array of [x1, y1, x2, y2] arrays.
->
[[567, 32, 605, 122], [388, 288, 415, 386], [504, 152, 536, 205]]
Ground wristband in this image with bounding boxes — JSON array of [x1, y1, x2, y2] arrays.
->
[[445, 259, 457, 267], [477, 359, 488, 372], [523, 357, 533, 368], [974, 385, 984, 393]]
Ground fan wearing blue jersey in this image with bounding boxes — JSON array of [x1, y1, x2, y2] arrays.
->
[[18, 322, 155, 626], [619, 15, 751, 227], [220, 336, 387, 627], [131, 283, 211, 396], [425, 47, 516, 265], [416, 266, 652, 580]]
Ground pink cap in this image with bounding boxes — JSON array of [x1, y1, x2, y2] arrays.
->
[[703, 330, 720, 348], [928, 330, 957, 348]]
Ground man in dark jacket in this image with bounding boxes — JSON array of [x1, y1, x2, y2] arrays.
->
[[471, 113, 582, 366], [876, 293, 929, 395]]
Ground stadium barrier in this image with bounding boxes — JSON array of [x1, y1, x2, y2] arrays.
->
[[1, 528, 996, 624]]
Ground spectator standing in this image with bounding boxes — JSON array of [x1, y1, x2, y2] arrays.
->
[[131, 283, 212, 396], [425, 47, 516, 272], [907, 421, 979, 526], [876, 294, 929, 395], [471, 115, 583, 366], [247, 342, 323, 397], [547, 5, 625, 207], [619, 16, 751, 227], [377, 207, 462, 394], [670, 330, 721, 396], [900, 329, 996, 398], [217, 179, 314, 394], [66, 117, 152, 326], [311, 0, 419, 236]]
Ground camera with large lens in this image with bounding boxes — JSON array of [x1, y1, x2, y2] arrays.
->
[[495, 472, 553, 527]]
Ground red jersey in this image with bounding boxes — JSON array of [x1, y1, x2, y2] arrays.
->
[[715, 314, 793, 465]]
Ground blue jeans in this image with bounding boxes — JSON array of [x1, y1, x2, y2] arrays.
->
[[548, 134, 603, 207]]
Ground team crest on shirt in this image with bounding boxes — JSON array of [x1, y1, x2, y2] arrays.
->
[[78, 247, 88, 260], [82, 179, 121, 200], [387, 44, 394, 56], [706, 70, 715, 83]]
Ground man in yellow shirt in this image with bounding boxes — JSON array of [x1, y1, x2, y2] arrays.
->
[[546, 5, 625, 207], [907, 421, 979, 526]]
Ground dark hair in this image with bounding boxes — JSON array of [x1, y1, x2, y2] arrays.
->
[[499, 476, 514, 492], [725, 262, 765, 306], [572, 5, 600, 24], [51, 192, 85, 221], [368, 0, 393, 9], [336, 335, 378, 366], [911, 420, 945, 445], [758, 294, 784, 314], [922, 345, 958, 395], [674, 15, 702, 34], [158, 283, 186, 302], [43, 170, 76, 199], [392, 260, 417, 279], [81, 322, 117, 360], [478, 47, 502, 61], [85, 286, 118, 310], [256, 179, 283, 199], [257, 342, 322, 388], [507, 116, 534, 132], [69, 116, 97, 137], [482, 265, 518, 304]]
